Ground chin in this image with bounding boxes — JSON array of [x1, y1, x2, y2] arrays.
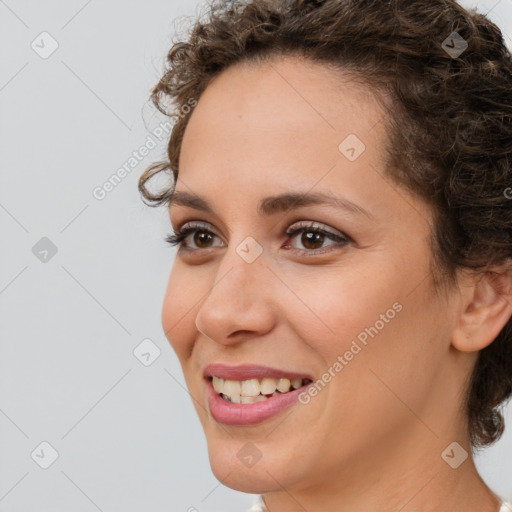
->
[[206, 441, 298, 494]]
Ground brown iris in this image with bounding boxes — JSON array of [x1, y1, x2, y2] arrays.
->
[[300, 231, 325, 250], [194, 231, 214, 248]]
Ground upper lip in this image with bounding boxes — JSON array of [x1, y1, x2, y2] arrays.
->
[[203, 363, 314, 382]]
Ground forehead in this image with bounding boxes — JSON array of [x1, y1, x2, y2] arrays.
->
[[172, 55, 404, 226], [184, 55, 384, 143]]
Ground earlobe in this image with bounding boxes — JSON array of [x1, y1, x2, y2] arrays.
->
[[451, 265, 512, 353]]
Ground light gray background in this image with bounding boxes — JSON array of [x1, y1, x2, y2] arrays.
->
[[0, 1, 511, 511]]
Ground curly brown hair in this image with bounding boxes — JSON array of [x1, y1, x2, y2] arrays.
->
[[138, 0, 512, 449]]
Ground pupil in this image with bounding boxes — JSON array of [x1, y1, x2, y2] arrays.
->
[[302, 231, 323, 249]]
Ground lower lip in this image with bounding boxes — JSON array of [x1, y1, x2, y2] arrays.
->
[[206, 379, 312, 426]]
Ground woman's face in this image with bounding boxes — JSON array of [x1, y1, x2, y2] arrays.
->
[[162, 55, 468, 495]]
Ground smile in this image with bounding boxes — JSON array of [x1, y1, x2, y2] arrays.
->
[[211, 376, 313, 404]]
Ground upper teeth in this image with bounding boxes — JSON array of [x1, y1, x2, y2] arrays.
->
[[212, 377, 305, 398]]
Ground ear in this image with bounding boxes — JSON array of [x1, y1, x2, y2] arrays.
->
[[452, 262, 512, 352]]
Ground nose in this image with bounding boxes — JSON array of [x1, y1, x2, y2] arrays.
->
[[194, 243, 277, 346]]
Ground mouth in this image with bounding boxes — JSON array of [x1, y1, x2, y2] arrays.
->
[[207, 375, 314, 404], [204, 372, 316, 426], [203, 363, 314, 404]]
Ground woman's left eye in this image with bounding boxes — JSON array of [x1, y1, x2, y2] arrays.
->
[[164, 221, 350, 255], [284, 223, 350, 254]]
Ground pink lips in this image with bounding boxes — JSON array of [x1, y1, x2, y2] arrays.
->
[[203, 363, 314, 426], [206, 378, 313, 426]]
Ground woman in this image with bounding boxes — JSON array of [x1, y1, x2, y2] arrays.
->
[[139, 0, 512, 510]]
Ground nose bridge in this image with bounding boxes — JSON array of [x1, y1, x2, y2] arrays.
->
[[216, 232, 270, 296], [194, 238, 274, 342]]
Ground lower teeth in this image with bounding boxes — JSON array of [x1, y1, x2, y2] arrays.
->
[[220, 392, 282, 403]]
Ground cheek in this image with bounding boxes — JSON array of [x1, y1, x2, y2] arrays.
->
[[284, 254, 442, 386], [161, 262, 201, 361], [281, 264, 401, 358], [288, 270, 444, 440]]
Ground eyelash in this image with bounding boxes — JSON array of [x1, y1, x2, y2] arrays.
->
[[164, 221, 350, 256]]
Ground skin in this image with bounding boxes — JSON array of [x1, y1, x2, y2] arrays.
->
[[161, 54, 512, 512]]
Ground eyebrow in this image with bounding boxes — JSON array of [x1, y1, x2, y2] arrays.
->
[[168, 189, 374, 220]]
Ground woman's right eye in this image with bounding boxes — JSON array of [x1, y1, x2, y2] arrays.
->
[[165, 224, 223, 251]]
